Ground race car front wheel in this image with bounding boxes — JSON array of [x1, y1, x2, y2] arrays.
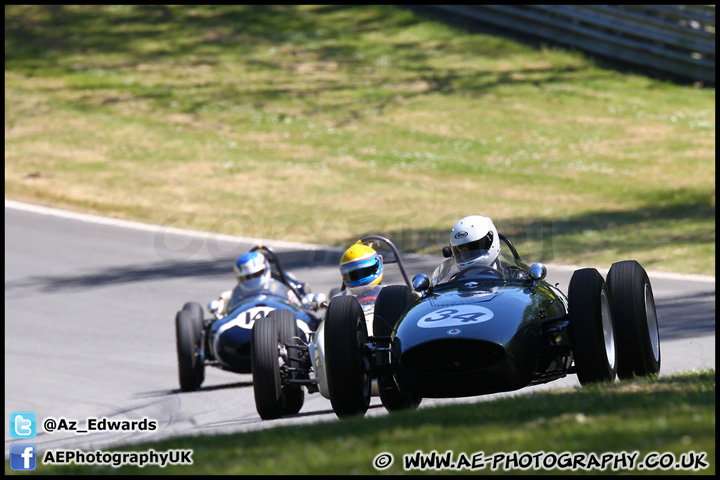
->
[[325, 295, 371, 418], [569, 268, 617, 385], [182, 302, 205, 341], [175, 306, 205, 392], [251, 313, 284, 420], [607, 260, 661, 379], [373, 285, 422, 412], [274, 309, 305, 416]]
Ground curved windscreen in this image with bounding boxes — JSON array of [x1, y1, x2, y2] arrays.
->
[[432, 252, 528, 287], [228, 281, 298, 311]]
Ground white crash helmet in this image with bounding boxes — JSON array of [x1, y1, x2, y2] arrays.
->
[[450, 215, 500, 267], [233, 251, 271, 292]]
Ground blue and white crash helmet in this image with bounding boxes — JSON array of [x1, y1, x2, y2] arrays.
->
[[234, 251, 271, 292]]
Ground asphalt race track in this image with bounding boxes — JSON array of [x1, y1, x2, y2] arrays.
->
[[4, 200, 716, 457]]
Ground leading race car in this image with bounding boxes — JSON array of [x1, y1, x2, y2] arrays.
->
[[174, 245, 324, 393], [320, 233, 661, 417], [249, 235, 416, 419]]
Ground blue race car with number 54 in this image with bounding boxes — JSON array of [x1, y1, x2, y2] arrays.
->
[[320, 216, 661, 417]]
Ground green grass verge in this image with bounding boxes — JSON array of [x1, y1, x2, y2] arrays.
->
[[5, 5, 715, 274], [7, 369, 715, 475]]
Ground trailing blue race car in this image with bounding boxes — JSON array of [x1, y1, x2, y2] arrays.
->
[[174, 245, 324, 395], [322, 216, 661, 417]]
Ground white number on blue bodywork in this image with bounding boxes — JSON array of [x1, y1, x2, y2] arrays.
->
[[417, 305, 494, 329], [236, 306, 275, 329]]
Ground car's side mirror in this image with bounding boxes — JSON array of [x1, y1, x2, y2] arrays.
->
[[207, 300, 219, 314], [529, 263, 547, 282], [310, 292, 328, 310], [442, 246, 452, 258], [412, 273, 430, 292]]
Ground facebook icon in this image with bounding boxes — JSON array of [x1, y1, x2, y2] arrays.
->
[[10, 443, 37, 471]]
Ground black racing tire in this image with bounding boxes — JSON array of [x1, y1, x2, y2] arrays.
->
[[569, 268, 617, 385], [182, 302, 205, 332], [373, 285, 422, 412], [274, 310, 305, 416], [175, 308, 205, 391], [182, 302, 206, 352], [251, 314, 284, 420], [325, 296, 371, 418], [607, 260, 661, 379]]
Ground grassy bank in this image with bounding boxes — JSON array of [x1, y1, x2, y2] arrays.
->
[[8, 369, 715, 475], [5, 5, 715, 274]]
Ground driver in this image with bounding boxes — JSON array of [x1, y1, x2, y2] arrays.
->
[[211, 250, 309, 317], [432, 215, 502, 285], [210, 251, 273, 316], [330, 241, 385, 335], [338, 241, 384, 295], [234, 251, 272, 293]]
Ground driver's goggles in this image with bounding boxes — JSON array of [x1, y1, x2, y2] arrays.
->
[[240, 269, 266, 282]]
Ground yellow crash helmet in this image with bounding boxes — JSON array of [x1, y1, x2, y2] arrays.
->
[[339, 241, 383, 288]]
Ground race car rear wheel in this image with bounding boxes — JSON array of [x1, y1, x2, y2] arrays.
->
[[251, 314, 284, 420], [569, 268, 617, 385], [607, 260, 661, 379], [274, 310, 305, 416], [373, 285, 422, 412], [175, 307, 205, 391], [325, 295, 371, 418]]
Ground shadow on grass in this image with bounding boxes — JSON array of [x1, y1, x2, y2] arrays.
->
[[5, 6, 496, 65], [403, 5, 714, 87], [5, 5, 616, 112], [3, 6, 405, 65]]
